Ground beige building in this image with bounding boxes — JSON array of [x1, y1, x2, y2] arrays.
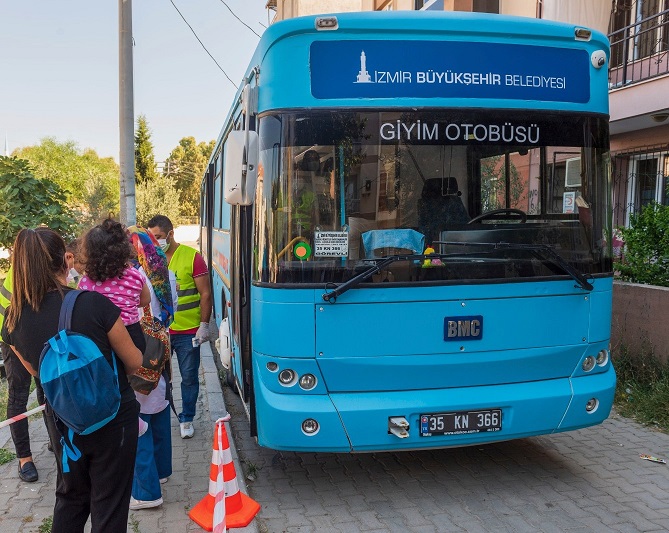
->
[[265, 0, 669, 229]]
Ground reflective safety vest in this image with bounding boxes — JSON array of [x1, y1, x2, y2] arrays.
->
[[168, 245, 201, 332], [0, 267, 13, 343]]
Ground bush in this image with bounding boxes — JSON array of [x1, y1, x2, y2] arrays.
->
[[135, 177, 182, 228], [614, 347, 669, 430], [0, 156, 78, 250], [615, 202, 669, 287]]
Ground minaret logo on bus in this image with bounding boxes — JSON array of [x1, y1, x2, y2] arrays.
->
[[355, 51, 373, 83]]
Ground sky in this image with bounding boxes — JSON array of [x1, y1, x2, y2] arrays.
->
[[0, 1, 271, 164]]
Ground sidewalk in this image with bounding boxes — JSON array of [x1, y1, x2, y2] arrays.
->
[[0, 341, 259, 533]]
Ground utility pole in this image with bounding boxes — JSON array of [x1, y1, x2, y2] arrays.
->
[[119, 0, 136, 225]]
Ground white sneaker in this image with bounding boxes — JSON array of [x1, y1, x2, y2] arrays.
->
[[159, 477, 169, 484], [129, 496, 163, 510], [180, 422, 194, 439]]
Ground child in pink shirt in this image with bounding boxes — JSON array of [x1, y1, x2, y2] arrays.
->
[[79, 219, 151, 436], [79, 220, 150, 349]]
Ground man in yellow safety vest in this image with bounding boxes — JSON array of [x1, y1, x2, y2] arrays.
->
[[148, 215, 212, 439]]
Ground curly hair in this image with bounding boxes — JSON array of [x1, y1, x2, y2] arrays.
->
[[82, 219, 131, 282]]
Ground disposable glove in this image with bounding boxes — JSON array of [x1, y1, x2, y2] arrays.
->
[[194, 321, 210, 345]]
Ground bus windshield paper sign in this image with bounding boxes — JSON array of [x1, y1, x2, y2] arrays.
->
[[315, 231, 349, 257], [310, 40, 589, 103]]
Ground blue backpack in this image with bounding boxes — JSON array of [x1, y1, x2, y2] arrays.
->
[[39, 290, 121, 471]]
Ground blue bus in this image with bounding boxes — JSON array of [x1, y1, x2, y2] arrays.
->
[[200, 11, 614, 452]]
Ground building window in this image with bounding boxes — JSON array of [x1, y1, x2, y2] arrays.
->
[[612, 147, 669, 227], [473, 0, 499, 14]]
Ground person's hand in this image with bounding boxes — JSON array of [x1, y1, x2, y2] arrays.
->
[[195, 322, 210, 345]]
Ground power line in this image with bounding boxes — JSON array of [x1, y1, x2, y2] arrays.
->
[[217, 0, 262, 38], [169, 0, 238, 89]]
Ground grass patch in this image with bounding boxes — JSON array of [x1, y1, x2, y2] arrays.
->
[[129, 514, 141, 533], [37, 516, 53, 533], [613, 347, 669, 431], [0, 448, 16, 465]]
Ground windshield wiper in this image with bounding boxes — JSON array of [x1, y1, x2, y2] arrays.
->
[[322, 254, 424, 302], [436, 241, 594, 291]]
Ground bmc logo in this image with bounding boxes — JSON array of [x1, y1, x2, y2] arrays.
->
[[444, 315, 483, 341]]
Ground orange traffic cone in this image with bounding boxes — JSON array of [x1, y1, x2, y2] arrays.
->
[[189, 415, 261, 532]]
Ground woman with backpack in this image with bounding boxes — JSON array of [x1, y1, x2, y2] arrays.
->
[[1, 227, 143, 533]]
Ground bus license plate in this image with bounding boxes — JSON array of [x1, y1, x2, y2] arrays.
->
[[420, 409, 502, 436]]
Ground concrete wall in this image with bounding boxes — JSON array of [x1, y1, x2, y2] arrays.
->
[[612, 281, 669, 364]]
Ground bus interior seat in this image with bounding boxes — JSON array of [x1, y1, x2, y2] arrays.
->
[[418, 177, 470, 245], [362, 229, 425, 258]]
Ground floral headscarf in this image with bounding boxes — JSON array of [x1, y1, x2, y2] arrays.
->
[[127, 225, 174, 327]]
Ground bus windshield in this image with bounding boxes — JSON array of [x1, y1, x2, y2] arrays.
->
[[255, 109, 611, 286]]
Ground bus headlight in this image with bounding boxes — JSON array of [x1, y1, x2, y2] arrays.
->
[[582, 356, 596, 372], [266, 362, 278, 372], [302, 419, 320, 435], [299, 374, 317, 390], [278, 369, 296, 386], [596, 349, 609, 366]]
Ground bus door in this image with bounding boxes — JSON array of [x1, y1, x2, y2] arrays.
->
[[229, 203, 254, 408]]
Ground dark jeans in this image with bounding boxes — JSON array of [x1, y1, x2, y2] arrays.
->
[[1, 341, 46, 459], [49, 399, 140, 533], [171, 333, 201, 423]]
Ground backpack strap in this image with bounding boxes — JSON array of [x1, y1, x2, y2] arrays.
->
[[162, 364, 178, 416], [60, 428, 82, 473], [58, 290, 83, 331]]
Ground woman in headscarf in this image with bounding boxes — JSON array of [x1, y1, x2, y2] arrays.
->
[[126, 225, 177, 509]]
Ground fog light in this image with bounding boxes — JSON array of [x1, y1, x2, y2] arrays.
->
[[278, 369, 296, 385], [596, 349, 609, 366], [266, 362, 278, 372], [582, 356, 596, 372], [585, 398, 599, 412], [299, 374, 317, 390], [302, 418, 319, 435]]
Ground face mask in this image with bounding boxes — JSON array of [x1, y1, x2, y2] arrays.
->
[[66, 268, 80, 285], [157, 238, 169, 252]]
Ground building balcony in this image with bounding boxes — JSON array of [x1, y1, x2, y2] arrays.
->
[[608, 8, 669, 88]]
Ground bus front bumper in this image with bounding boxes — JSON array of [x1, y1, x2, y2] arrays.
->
[[254, 368, 615, 452]]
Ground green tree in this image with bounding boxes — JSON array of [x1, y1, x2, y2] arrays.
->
[[164, 137, 215, 218], [0, 156, 77, 252], [135, 176, 182, 228], [480, 155, 523, 211], [616, 203, 669, 287], [13, 138, 119, 226], [134, 115, 159, 184]]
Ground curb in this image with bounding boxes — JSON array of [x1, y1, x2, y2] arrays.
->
[[201, 340, 260, 533]]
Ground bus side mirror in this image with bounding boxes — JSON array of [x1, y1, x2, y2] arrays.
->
[[224, 130, 259, 206]]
